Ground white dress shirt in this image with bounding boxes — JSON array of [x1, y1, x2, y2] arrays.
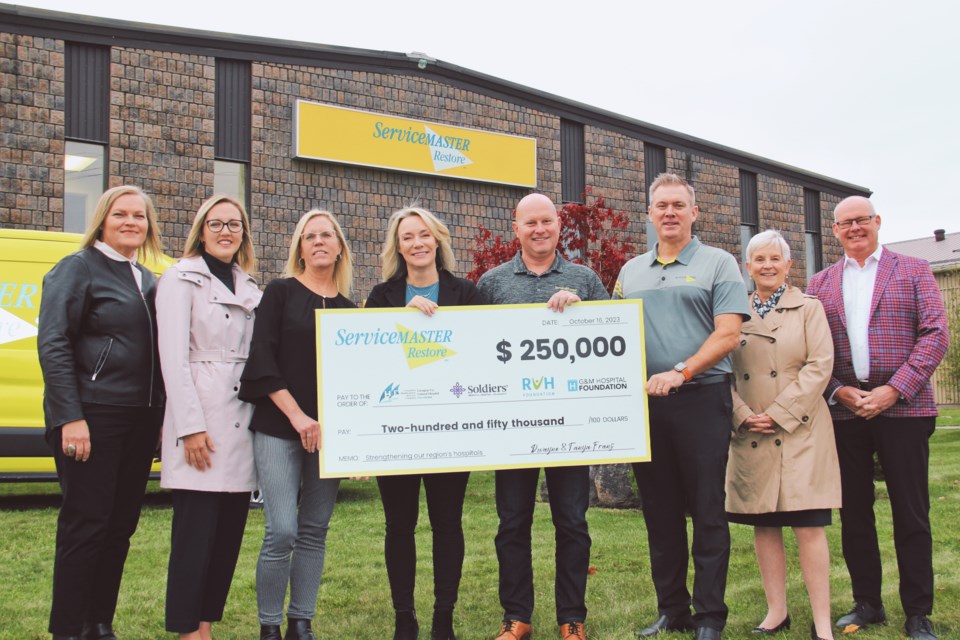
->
[[842, 245, 883, 381], [95, 240, 144, 294]]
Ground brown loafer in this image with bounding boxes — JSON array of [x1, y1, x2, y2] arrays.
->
[[495, 619, 532, 640], [561, 621, 587, 639]]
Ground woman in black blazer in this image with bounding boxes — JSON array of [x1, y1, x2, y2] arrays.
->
[[365, 207, 486, 640]]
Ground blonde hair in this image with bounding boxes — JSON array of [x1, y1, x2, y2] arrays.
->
[[284, 209, 353, 296], [183, 194, 256, 273], [381, 207, 457, 281], [648, 172, 697, 208], [80, 185, 164, 262]]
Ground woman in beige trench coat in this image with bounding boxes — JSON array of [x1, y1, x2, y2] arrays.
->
[[726, 230, 840, 640]]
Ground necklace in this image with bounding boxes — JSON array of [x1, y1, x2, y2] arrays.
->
[[406, 280, 440, 302]]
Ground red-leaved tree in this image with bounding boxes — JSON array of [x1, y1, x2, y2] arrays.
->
[[466, 189, 634, 294]]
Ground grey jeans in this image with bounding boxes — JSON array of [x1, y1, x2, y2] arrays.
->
[[253, 432, 340, 625]]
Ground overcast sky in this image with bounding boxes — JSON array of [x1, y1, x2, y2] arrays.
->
[[15, 0, 959, 243]]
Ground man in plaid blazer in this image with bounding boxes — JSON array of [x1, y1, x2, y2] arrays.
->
[[807, 196, 948, 640]]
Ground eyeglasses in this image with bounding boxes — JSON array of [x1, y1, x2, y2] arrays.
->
[[302, 231, 336, 243], [205, 219, 244, 233], [834, 215, 875, 230]]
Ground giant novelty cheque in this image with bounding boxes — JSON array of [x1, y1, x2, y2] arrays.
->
[[315, 300, 650, 477]]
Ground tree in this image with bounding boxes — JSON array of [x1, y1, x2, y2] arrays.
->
[[469, 189, 640, 507], [467, 188, 634, 295]]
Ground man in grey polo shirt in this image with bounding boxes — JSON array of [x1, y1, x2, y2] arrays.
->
[[613, 173, 749, 640], [478, 193, 607, 640]]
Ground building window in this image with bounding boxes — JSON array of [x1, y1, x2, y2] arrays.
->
[[560, 119, 585, 204], [215, 59, 251, 207], [64, 141, 106, 232], [739, 170, 759, 289], [214, 161, 247, 206], [65, 42, 110, 232], [804, 188, 823, 280], [644, 143, 666, 251]]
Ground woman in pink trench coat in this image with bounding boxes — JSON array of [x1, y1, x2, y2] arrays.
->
[[157, 195, 262, 640], [726, 230, 841, 640]]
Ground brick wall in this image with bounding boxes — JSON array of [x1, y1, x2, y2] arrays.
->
[[0, 34, 63, 229], [0, 32, 860, 302], [820, 192, 843, 266], [757, 174, 806, 279], [251, 63, 562, 296], [667, 149, 741, 257], [110, 47, 215, 257], [584, 126, 644, 249]]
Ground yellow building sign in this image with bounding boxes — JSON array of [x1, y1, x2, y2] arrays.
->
[[294, 100, 537, 188]]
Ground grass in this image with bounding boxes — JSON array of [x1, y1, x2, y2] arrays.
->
[[2, 430, 959, 639], [936, 406, 960, 427]]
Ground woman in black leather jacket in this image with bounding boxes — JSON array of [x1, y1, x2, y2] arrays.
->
[[38, 185, 166, 640]]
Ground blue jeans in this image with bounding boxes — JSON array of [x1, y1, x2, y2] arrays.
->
[[494, 466, 591, 624], [253, 432, 340, 625]]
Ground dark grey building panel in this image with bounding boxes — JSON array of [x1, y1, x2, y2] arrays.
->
[[215, 58, 251, 162], [804, 188, 821, 232], [65, 41, 109, 143], [644, 143, 666, 201], [740, 170, 759, 226], [560, 119, 585, 203]]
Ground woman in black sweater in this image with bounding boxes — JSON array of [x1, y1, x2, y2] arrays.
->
[[239, 209, 356, 640]]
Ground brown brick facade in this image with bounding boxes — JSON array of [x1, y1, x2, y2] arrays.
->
[[584, 126, 645, 245], [110, 47, 216, 257], [0, 18, 868, 301], [667, 149, 741, 256], [249, 63, 558, 293], [757, 174, 806, 277], [0, 34, 64, 230]]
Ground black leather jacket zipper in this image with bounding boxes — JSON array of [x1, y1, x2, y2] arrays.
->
[[91, 338, 114, 381]]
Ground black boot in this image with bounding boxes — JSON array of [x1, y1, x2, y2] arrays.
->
[[395, 609, 419, 640], [260, 624, 282, 640], [81, 623, 116, 640], [284, 619, 316, 640], [431, 608, 456, 640]]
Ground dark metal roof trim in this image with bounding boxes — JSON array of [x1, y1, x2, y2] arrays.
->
[[0, 3, 871, 197]]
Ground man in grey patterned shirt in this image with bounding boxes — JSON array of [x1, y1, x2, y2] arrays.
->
[[478, 193, 607, 640]]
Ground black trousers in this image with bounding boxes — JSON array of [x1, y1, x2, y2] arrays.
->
[[833, 415, 935, 616], [48, 404, 162, 636], [632, 383, 732, 631], [494, 465, 591, 625], [376, 471, 470, 612], [165, 490, 251, 632]]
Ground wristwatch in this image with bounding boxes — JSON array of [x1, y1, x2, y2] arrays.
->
[[674, 361, 693, 382]]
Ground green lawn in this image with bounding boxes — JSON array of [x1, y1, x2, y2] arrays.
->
[[937, 406, 960, 427], [3, 430, 959, 639]]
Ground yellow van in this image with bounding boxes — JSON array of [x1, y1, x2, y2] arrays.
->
[[0, 229, 172, 480]]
